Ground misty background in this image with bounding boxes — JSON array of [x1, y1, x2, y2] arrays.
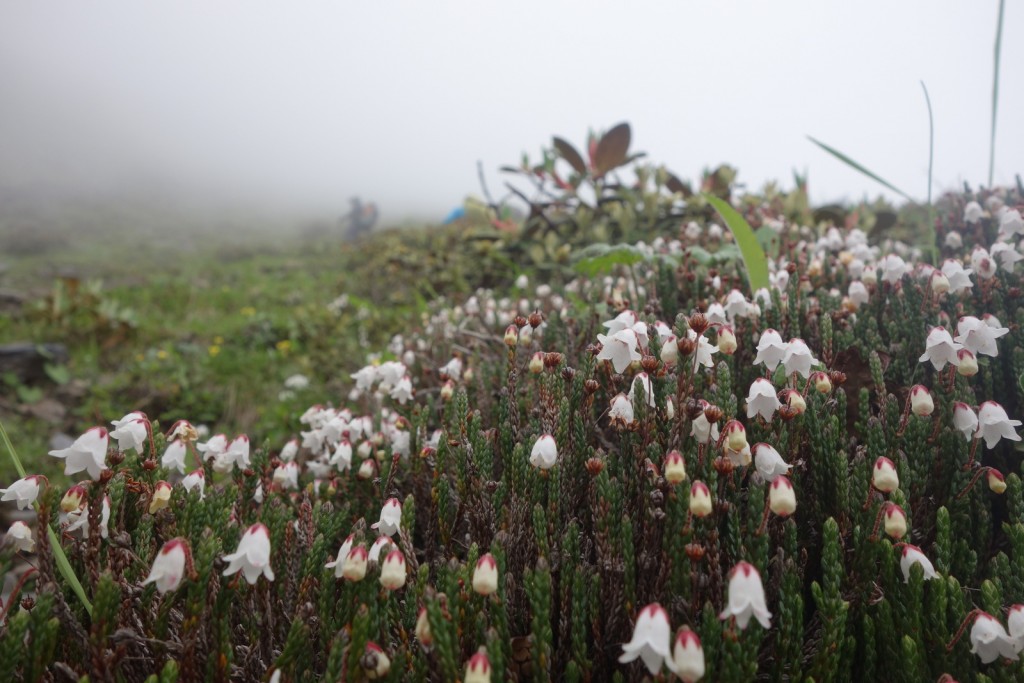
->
[[0, 1, 1019, 230]]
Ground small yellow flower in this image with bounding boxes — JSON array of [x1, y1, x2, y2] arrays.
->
[[214, 336, 224, 345], [208, 345, 221, 357], [276, 340, 292, 354], [241, 306, 256, 317], [156, 349, 169, 360]]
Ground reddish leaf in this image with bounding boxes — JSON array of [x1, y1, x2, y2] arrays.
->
[[593, 122, 631, 176], [665, 172, 693, 198], [552, 136, 587, 176]]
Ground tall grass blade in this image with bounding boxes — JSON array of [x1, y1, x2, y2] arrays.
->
[[705, 195, 770, 292], [920, 81, 934, 206], [807, 136, 913, 201], [989, 0, 1006, 187], [0, 420, 93, 616]]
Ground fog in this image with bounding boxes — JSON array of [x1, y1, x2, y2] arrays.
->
[[0, 1, 1019, 225]]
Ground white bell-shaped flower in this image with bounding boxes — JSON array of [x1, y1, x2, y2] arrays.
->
[[918, 327, 962, 370], [899, 544, 938, 583], [719, 562, 772, 629], [529, 434, 558, 470], [752, 443, 791, 482], [955, 315, 1008, 357], [975, 401, 1022, 449], [969, 612, 1017, 663], [752, 329, 787, 371], [618, 603, 672, 674], [0, 474, 45, 510], [597, 329, 642, 374], [143, 538, 190, 594], [372, 498, 403, 537], [745, 378, 781, 422], [110, 412, 149, 453], [222, 523, 275, 584], [48, 427, 109, 479]]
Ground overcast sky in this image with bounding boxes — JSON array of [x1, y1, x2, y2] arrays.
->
[[0, 2, 1019, 222]]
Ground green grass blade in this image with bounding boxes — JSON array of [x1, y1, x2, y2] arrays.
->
[[705, 195, 770, 292], [990, 0, 1005, 187], [0, 420, 93, 616], [920, 81, 934, 206], [807, 136, 913, 201]]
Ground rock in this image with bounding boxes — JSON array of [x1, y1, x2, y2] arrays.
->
[[0, 343, 68, 383]]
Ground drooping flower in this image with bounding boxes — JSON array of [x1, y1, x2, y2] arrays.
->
[[969, 612, 1017, 663], [618, 603, 672, 674], [919, 327, 961, 370], [953, 403, 978, 441], [628, 372, 655, 408], [66, 495, 111, 539], [687, 329, 719, 369], [752, 443, 791, 482], [689, 401, 719, 445], [660, 335, 678, 365], [848, 280, 870, 307], [110, 412, 149, 453], [609, 393, 635, 427], [940, 259, 973, 294], [970, 246, 997, 280], [196, 434, 229, 462], [181, 468, 205, 500], [415, 606, 433, 647], [0, 475, 45, 510], [48, 427, 109, 479], [975, 401, 1022, 449], [369, 535, 392, 563], [899, 544, 938, 582], [390, 375, 414, 404], [161, 440, 188, 474], [964, 200, 984, 224], [325, 534, 355, 578], [472, 553, 499, 596], [1008, 605, 1024, 655], [143, 538, 190, 594], [529, 434, 558, 470], [879, 254, 909, 284], [745, 378, 781, 422], [222, 523, 274, 584], [990, 241, 1024, 272], [752, 329, 788, 371], [279, 438, 299, 462], [668, 627, 705, 682], [372, 498, 403, 537], [781, 338, 818, 378], [999, 208, 1024, 239], [6, 521, 34, 553], [272, 462, 300, 490], [955, 315, 1008, 357], [597, 329, 642, 374], [988, 469, 1007, 494], [720, 562, 772, 629]]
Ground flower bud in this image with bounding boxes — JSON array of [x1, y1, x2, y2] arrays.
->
[[872, 457, 899, 493], [910, 385, 934, 417], [357, 458, 377, 480], [342, 545, 368, 581], [149, 481, 173, 514], [883, 502, 907, 539], [781, 389, 806, 415], [440, 380, 455, 402], [930, 270, 950, 294], [768, 476, 796, 516], [664, 451, 687, 485], [670, 627, 705, 683], [529, 352, 545, 374], [464, 647, 492, 683], [665, 396, 675, 420], [379, 549, 407, 590], [987, 468, 1007, 494], [363, 641, 391, 679], [503, 325, 518, 347], [717, 325, 737, 355], [723, 420, 747, 452], [415, 606, 432, 647], [472, 553, 499, 595], [956, 349, 979, 376], [812, 371, 832, 394], [61, 485, 87, 513], [689, 481, 713, 517]]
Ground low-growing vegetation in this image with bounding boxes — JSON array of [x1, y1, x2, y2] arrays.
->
[[2, 129, 1024, 682]]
